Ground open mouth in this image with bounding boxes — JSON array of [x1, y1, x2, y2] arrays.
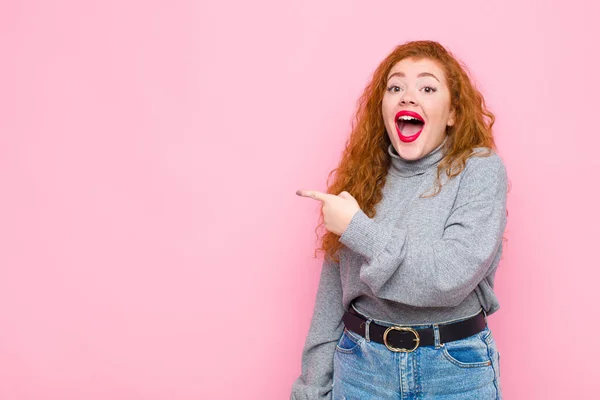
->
[[395, 111, 425, 142]]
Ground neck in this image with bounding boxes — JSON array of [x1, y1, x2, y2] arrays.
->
[[388, 138, 447, 177]]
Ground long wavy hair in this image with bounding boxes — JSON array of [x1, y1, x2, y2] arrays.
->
[[315, 40, 501, 263]]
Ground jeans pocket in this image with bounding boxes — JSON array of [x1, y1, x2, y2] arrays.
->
[[335, 328, 364, 354], [441, 328, 493, 368]]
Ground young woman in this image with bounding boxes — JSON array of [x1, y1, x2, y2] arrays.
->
[[292, 40, 507, 399]]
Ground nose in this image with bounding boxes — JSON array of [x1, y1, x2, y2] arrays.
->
[[399, 89, 418, 106]]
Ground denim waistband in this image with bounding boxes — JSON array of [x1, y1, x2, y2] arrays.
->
[[350, 302, 487, 330]]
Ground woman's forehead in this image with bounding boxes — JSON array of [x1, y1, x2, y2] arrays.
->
[[387, 58, 446, 81]]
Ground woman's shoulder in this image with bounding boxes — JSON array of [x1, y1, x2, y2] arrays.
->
[[464, 147, 506, 173], [459, 147, 508, 186]]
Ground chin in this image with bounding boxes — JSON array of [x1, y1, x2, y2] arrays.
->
[[395, 139, 429, 160]]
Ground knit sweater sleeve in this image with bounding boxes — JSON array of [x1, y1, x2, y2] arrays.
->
[[290, 256, 345, 400], [338, 154, 508, 308]]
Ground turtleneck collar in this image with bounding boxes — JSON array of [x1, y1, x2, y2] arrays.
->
[[388, 137, 447, 177]]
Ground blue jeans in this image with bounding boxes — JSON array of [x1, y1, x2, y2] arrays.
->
[[332, 308, 502, 399]]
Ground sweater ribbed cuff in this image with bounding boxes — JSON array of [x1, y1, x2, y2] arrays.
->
[[339, 209, 388, 260]]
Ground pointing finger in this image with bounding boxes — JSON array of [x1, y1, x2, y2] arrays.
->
[[296, 189, 330, 202]]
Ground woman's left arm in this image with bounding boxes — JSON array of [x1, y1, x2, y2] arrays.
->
[[339, 154, 508, 308]]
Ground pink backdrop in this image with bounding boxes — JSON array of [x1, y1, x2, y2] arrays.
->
[[1, 1, 598, 398]]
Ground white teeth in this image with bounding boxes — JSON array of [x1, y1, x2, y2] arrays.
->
[[397, 115, 422, 122]]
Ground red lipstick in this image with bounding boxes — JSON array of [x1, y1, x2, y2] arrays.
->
[[395, 110, 425, 143]]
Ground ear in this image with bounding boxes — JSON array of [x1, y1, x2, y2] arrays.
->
[[447, 108, 456, 127]]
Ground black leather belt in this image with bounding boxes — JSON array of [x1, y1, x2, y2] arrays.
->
[[342, 306, 487, 352]]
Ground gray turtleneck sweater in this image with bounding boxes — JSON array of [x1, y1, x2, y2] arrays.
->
[[290, 140, 508, 400]]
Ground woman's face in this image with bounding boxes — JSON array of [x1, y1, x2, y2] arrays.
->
[[382, 57, 455, 161]]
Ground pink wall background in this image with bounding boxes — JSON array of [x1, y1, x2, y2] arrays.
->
[[1, 0, 598, 398]]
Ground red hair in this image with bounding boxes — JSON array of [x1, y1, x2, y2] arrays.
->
[[315, 40, 499, 263]]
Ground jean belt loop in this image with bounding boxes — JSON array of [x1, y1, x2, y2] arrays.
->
[[365, 318, 372, 342], [433, 324, 441, 348]]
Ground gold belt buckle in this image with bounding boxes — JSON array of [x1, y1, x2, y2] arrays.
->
[[383, 326, 420, 353]]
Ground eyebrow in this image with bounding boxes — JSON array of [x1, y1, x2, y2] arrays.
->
[[387, 71, 440, 82]]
